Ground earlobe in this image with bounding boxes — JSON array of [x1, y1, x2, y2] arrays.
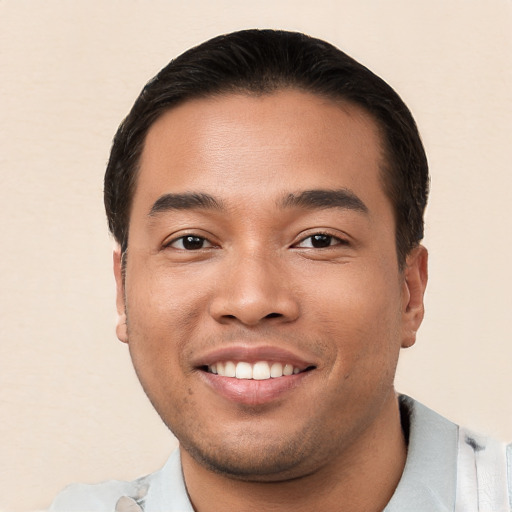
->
[[401, 245, 428, 349], [113, 246, 128, 344]]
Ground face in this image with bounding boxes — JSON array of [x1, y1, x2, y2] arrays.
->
[[114, 90, 427, 481]]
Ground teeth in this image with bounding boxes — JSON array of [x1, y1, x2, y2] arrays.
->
[[283, 364, 294, 376], [207, 361, 305, 380], [253, 361, 271, 380], [224, 361, 236, 378], [235, 362, 252, 379], [270, 362, 283, 377]]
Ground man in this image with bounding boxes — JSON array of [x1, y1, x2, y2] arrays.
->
[[50, 29, 511, 511]]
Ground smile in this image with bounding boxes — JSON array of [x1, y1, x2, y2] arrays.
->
[[195, 346, 318, 404], [207, 361, 311, 380]]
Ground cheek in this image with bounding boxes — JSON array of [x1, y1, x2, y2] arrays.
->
[[124, 266, 210, 370], [124, 275, 202, 417], [305, 260, 400, 317], [304, 264, 403, 360]]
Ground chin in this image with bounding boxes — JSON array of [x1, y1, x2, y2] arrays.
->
[[177, 422, 329, 482]]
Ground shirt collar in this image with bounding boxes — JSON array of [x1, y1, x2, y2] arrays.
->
[[143, 449, 194, 512], [384, 395, 458, 512]]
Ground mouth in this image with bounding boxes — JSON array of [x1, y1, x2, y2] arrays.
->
[[194, 345, 318, 405], [200, 360, 316, 380]]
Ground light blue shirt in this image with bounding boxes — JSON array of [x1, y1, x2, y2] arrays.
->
[[49, 396, 512, 511]]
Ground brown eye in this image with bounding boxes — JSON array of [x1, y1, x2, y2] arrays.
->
[[169, 235, 212, 250], [295, 233, 346, 249], [310, 234, 333, 248]]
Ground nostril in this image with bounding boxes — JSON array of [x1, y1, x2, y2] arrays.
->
[[265, 312, 282, 319]]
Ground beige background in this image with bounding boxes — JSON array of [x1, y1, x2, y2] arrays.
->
[[1, 1, 511, 510]]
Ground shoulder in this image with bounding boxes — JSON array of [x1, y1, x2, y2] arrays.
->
[[48, 449, 192, 512], [48, 475, 152, 512], [395, 394, 512, 511], [457, 426, 512, 511]]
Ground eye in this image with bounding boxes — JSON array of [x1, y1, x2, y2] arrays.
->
[[295, 233, 347, 249], [167, 235, 213, 250]]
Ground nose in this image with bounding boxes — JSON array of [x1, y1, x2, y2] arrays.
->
[[209, 251, 300, 327]]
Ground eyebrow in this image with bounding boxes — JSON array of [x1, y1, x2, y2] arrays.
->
[[148, 188, 368, 217], [149, 192, 223, 216], [280, 189, 368, 213]]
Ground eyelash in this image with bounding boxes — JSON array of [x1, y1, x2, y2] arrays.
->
[[293, 232, 349, 249], [165, 234, 214, 251], [164, 232, 349, 251]]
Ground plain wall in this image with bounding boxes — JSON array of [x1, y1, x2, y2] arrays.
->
[[1, 1, 511, 510]]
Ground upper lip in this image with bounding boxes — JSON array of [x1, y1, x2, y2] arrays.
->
[[192, 344, 319, 371]]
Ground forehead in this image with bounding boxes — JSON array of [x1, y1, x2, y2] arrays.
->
[[135, 90, 387, 212]]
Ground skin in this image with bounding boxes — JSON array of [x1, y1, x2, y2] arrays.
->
[[114, 90, 428, 512]]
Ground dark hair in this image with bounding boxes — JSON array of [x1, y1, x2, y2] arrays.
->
[[104, 29, 429, 268]]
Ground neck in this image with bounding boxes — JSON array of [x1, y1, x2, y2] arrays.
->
[[180, 392, 406, 512]]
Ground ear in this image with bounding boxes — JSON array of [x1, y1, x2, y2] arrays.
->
[[400, 245, 428, 349], [113, 245, 128, 344]]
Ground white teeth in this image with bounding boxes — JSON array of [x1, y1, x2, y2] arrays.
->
[[207, 360, 305, 380], [252, 361, 271, 380], [235, 362, 253, 379], [283, 364, 294, 376], [224, 361, 236, 378], [270, 362, 283, 378]]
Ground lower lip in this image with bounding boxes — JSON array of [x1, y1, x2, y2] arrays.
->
[[199, 370, 311, 406]]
